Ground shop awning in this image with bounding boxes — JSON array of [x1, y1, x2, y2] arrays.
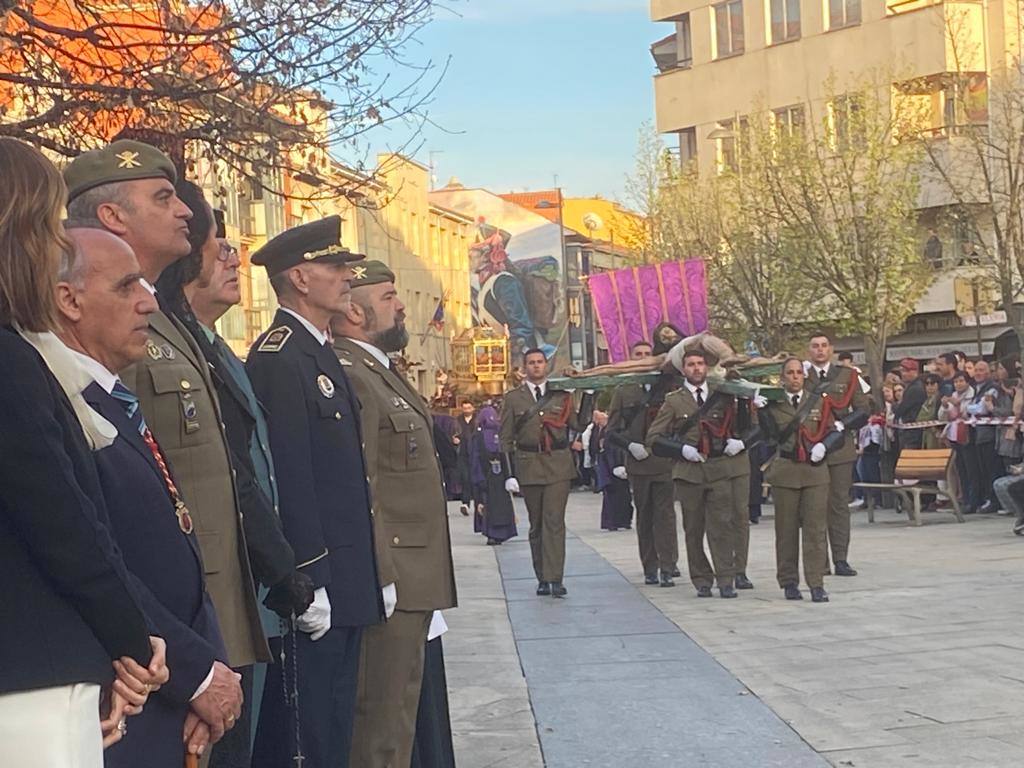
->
[[835, 325, 1017, 362]]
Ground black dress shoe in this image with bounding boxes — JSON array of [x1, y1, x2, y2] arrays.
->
[[735, 574, 754, 590], [978, 501, 998, 515], [833, 561, 858, 577], [671, 568, 682, 578], [550, 582, 568, 598], [536, 582, 551, 596], [660, 573, 675, 588], [644, 574, 659, 585], [784, 584, 803, 600], [696, 586, 713, 598], [486, 538, 499, 546], [719, 585, 738, 598], [811, 586, 830, 603]]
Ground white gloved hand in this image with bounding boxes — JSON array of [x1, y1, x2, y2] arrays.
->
[[627, 442, 650, 461], [681, 444, 705, 463], [833, 420, 845, 433], [382, 582, 397, 619], [810, 443, 827, 463], [612, 466, 628, 480], [296, 587, 331, 641], [505, 477, 520, 494], [724, 438, 745, 457], [752, 394, 768, 409]]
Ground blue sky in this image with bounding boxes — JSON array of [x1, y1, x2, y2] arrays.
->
[[369, 0, 662, 201]]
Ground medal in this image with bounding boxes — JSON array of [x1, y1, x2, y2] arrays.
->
[[146, 340, 162, 360], [175, 500, 194, 534], [161, 344, 175, 360], [317, 374, 335, 398]]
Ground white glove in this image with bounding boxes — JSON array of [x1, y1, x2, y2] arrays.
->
[[833, 420, 845, 433], [612, 466, 628, 480], [752, 394, 768, 409], [296, 587, 331, 641], [505, 477, 520, 494], [810, 443, 826, 463], [681, 444, 705, 463], [724, 438, 745, 457], [627, 442, 650, 461], [382, 582, 397, 619]]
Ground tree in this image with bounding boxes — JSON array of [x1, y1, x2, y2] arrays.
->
[[0, 0, 441, 201]]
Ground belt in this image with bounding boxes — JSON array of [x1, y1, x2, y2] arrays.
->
[[518, 443, 568, 453], [779, 450, 808, 462]]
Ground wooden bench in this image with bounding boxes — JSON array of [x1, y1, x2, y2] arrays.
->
[[853, 448, 965, 526]]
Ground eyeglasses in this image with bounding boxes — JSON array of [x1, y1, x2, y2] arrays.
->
[[217, 242, 239, 262]]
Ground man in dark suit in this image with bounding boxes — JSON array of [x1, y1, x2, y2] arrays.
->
[[246, 217, 382, 768], [54, 227, 242, 766], [891, 358, 927, 450]]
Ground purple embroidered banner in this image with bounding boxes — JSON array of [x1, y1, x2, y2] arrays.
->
[[587, 259, 708, 362]]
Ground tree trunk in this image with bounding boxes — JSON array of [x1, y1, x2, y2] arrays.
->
[[863, 334, 885, 411]]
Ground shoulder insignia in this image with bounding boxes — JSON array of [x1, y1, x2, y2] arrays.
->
[[339, 357, 353, 366], [257, 326, 292, 353]]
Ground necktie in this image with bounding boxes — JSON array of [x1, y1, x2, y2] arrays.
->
[[110, 382, 193, 534], [792, 394, 800, 408], [818, 368, 827, 382], [533, 385, 541, 402], [111, 381, 147, 435], [695, 388, 704, 407]]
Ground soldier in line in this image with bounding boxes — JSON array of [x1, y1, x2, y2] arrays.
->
[[500, 349, 581, 597], [606, 340, 680, 587], [246, 218, 382, 768], [804, 332, 872, 576], [647, 350, 755, 599], [331, 260, 457, 768], [760, 358, 836, 603]]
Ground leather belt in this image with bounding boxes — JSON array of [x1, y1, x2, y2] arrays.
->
[[518, 443, 568, 453]]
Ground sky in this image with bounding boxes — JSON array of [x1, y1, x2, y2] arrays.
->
[[368, 0, 663, 202]]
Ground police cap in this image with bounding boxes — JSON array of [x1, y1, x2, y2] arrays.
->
[[64, 140, 177, 203], [350, 260, 396, 287], [251, 216, 365, 277]]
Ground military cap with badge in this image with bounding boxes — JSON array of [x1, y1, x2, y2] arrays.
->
[[350, 259, 395, 288], [63, 139, 178, 202]]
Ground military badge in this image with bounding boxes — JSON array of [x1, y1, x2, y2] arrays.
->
[[409, 436, 419, 457], [160, 344, 175, 360], [257, 326, 292, 353], [146, 340, 162, 360], [317, 374, 335, 398], [339, 357, 353, 366]]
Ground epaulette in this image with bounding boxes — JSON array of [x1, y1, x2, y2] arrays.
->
[[257, 326, 292, 353]]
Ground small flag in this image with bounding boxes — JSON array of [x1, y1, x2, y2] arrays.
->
[[427, 289, 450, 332]]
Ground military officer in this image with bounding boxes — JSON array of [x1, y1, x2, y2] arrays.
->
[[63, 143, 270, 703], [606, 341, 679, 587], [761, 358, 837, 602], [500, 349, 581, 597], [245, 217, 382, 768], [330, 260, 457, 768], [647, 350, 753, 598], [804, 332, 872, 576]]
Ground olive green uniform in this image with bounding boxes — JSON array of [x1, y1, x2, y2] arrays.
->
[[647, 386, 750, 589], [763, 393, 831, 589], [499, 384, 579, 584], [607, 383, 678, 578], [803, 364, 871, 564]]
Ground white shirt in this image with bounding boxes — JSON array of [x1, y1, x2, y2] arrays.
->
[[527, 380, 547, 400], [349, 337, 390, 369], [66, 348, 119, 394], [281, 307, 328, 346], [809, 361, 831, 380], [683, 379, 708, 403], [786, 389, 804, 407]]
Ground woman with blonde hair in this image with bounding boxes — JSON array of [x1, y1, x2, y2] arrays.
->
[[0, 138, 166, 767]]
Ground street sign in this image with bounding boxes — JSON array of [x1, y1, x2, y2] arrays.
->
[[961, 310, 1007, 327]]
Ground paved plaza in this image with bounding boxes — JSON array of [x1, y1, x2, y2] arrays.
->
[[444, 492, 1024, 767]]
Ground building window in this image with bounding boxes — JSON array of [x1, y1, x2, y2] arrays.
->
[[714, 0, 745, 58], [679, 127, 698, 167], [677, 14, 693, 67], [892, 73, 989, 139], [828, 0, 861, 29], [832, 95, 864, 151], [772, 105, 805, 136], [770, 0, 800, 42], [715, 118, 748, 173]]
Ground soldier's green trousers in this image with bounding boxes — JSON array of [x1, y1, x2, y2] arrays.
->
[[522, 480, 571, 583], [826, 461, 855, 564], [675, 475, 746, 588], [773, 484, 829, 589], [630, 475, 678, 577]]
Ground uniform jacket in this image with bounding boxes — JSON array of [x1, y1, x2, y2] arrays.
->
[[760, 394, 831, 490], [246, 310, 381, 628], [803, 364, 871, 466], [85, 383, 227, 767], [122, 309, 268, 666], [646, 386, 750, 485], [202, 332, 294, 590], [607, 382, 673, 478], [333, 338, 457, 613], [892, 377, 927, 450], [0, 328, 151, 695], [499, 383, 579, 485]]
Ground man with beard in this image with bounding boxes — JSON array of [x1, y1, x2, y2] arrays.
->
[[330, 261, 457, 768], [246, 218, 382, 768]]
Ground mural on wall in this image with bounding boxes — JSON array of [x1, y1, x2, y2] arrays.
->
[[429, 188, 568, 369]]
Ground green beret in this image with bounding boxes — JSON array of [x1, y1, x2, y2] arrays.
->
[[251, 215, 364, 277], [64, 140, 177, 203], [350, 260, 396, 287]]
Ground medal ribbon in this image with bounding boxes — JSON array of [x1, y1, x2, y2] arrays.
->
[[141, 428, 195, 534]]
